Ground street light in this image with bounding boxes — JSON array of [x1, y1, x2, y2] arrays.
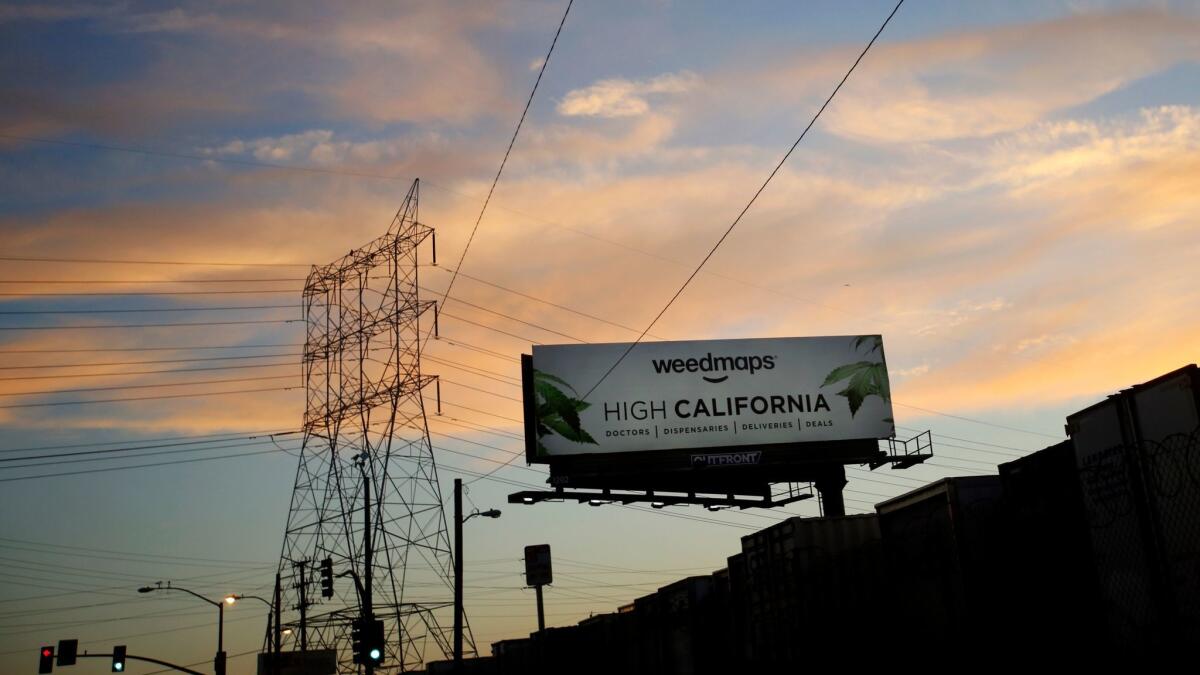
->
[[138, 582, 229, 675], [454, 479, 501, 672], [226, 592, 286, 670]]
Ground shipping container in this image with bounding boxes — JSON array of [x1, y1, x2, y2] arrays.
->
[[875, 476, 1004, 648], [491, 638, 533, 675], [529, 626, 585, 675], [575, 611, 635, 674], [1125, 364, 1200, 643], [1067, 364, 1200, 650], [738, 514, 885, 666], [724, 553, 749, 666], [998, 441, 1105, 647]]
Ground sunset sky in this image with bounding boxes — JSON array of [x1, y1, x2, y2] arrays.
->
[[2, 0, 1199, 672]]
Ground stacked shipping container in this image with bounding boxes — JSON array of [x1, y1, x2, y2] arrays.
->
[[419, 364, 1200, 672]]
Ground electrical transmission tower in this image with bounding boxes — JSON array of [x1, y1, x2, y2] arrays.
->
[[272, 180, 471, 672]]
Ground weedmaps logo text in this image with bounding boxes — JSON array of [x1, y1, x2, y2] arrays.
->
[[651, 353, 777, 383]]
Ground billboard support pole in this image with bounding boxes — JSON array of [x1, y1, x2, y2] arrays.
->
[[814, 465, 847, 517]]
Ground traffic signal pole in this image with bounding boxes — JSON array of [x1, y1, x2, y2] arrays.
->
[[66, 652, 206, 675]]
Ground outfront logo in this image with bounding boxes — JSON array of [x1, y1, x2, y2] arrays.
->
[[691, 451, 763, 467], [651, 353, 776, 383]]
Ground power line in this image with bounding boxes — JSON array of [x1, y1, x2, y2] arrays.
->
[[0, 342, 303, 354], [0, 428, 294, 454], [0, 277, 306, 283], [0, 385, 295, 409], [0, 437, 301, 469], [439, 311, 545, 345], [441, 0, 574, 308], [431, 416, 523, 441], [0, 352, 301, 371], [0, 373, 296, 397], [1, 438, 302, 472], [580, 0, 905, 401], [0, 446, 288, 483], [0, 318, 299, 331], [438, 337, 520, 363], [0, 535, 274, 566], [424, 354, 520, 385], [423, 287, 586, 343], [432, 266, 655, 337], [892, 402, 1061, 439], [0, 255, 312, 267], [0, 289, 300, 296], [0, 360, 295, 381], [440, 377, 523, 403], [0, 278, 1052, 454], [0, 303, 298, 315], [431, 397, 523, 425], [896, 424, 1027, 454]]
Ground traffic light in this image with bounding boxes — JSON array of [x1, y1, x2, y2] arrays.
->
[[366, 619, 385, 666], [38, 646, 54, 674], [111, 645, 126, 672], [57, 639, 78, 666], [319, 557, 333, 599], [350, 618, 366, 664]]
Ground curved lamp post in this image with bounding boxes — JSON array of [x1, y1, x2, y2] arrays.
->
[[138, 582, 235, 675]]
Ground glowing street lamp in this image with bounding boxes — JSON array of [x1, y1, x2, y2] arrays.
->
[[138, 582, 229, 675]]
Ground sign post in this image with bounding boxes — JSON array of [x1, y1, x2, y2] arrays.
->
[[524, 544, 552, 631]]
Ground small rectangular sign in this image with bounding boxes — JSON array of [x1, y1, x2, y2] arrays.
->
[[525, 335, 894, 459], [524, 544, 552, 586]]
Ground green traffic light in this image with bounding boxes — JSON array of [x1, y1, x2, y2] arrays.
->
[[369, 648, 381, 660]]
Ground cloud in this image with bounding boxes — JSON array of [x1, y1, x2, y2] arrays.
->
[[558, 72, 700, 118], [987, 106, 1200, 196], [1007, 334, 1078, 354], [744, 8, 1200, 143], [893, 364, 930, 378], [909, 298, 1011, 337]]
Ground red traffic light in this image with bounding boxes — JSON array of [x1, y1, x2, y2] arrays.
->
[[42, 649, 52, 657]]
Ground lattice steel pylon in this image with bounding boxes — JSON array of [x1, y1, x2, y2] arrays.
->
[[271, 179, 471, 672]]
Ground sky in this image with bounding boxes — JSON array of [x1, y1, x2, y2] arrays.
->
[[1, 0, 1199, 672]]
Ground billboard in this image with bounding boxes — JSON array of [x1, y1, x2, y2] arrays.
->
[[524, 335, 894, 461]]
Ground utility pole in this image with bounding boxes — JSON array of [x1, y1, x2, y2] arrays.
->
[[273, 572, 282, 672], [361, 455, 375, 675], [454, 478, 463, 672], [296, 561, 308, 652]]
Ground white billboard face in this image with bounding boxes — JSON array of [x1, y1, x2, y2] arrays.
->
[[528, 335, 895, 458]]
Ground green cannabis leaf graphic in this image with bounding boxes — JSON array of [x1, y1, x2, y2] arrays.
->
[[533, 369, 598, 454], [821, 336, 890, 417]]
